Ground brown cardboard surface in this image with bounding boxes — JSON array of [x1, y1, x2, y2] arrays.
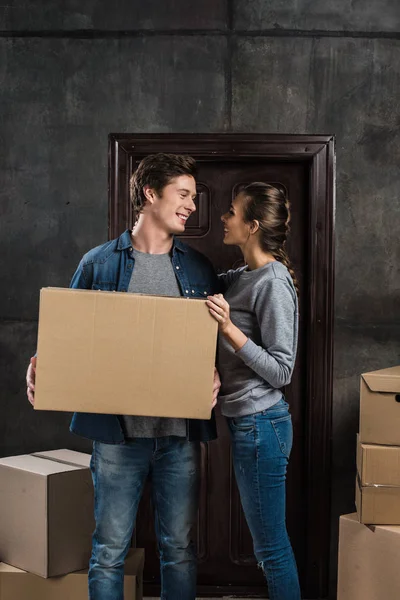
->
[[362, 365, 400, 393], [359, 365, 400, 445], [337, 513, 400, 600], [34, 449, 91, 468], [0, 451, 94, 578], [0, 548, 144, 600], [357, 434, 400, 486], [356, 476, 400, 524], [34, 287, 218, 419]]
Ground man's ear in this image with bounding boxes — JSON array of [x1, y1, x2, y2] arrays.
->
[[250, 219, 260, 235], [143, 185, 156, 204]]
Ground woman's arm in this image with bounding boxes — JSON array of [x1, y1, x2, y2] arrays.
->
[[207, 278, 297, 389], [207, 295, 248, 351]]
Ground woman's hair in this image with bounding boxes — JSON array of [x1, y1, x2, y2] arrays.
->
[[240, 182, 299, 295], [130, 153, 197, 220]]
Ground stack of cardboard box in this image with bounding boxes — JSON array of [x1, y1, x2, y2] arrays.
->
[[338, 365, 400, 600], [0, 449, 144, 599]]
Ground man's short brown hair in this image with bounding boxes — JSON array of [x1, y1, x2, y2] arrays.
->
[[130, 153, 197, 219]]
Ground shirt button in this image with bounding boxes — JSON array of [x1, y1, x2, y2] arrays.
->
[[185, 290, 189, 293], [128, 264, 133, 269], [203, 291, 207, 295], [129, 247, 133, 251], [176, 266, 180, 270], [191, 290, 195, 294]]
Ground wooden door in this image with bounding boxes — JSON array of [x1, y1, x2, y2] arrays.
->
[[108, 134, 335, 599]]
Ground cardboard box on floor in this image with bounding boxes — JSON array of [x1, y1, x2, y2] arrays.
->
[[34, 288, 218, 419], [0, 449, 94, 578], [357, 434, 400, 486], [359, 365, 400, 445], [0, 548, 144, 600], [355, 476, 400, 525], [338, 513, 400, 600]]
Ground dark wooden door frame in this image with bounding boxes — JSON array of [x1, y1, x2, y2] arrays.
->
[[108, 133, 335, 599]]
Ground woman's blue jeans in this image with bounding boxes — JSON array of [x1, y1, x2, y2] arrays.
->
[[88, 437, 200, 600], [227, 398, 301, 600]]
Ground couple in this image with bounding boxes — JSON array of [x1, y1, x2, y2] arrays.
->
[[26, 153, 301, 600]]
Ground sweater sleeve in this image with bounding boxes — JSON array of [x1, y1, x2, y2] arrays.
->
[[235, 278, 297, 389]]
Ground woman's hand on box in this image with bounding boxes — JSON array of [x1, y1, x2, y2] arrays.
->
[[207, 294, 248, 352]]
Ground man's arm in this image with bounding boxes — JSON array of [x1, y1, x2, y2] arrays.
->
[[26, 356, 36, 406], [26, 259, 91, 405]]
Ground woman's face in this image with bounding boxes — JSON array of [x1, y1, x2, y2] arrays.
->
[[221, 192, 251, 246]]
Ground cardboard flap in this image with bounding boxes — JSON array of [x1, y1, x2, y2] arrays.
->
[[0, 455, 80, 476], [33, 450, 91, 469], [0, 563, 26, 573], [362, 365, 400, 393]]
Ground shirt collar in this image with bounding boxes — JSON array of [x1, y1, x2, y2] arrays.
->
[[117, 229, 187, 253]]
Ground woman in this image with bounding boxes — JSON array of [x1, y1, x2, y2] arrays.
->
[[207, 182, 301, 600]]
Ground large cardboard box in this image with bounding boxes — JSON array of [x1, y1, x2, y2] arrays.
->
[[355, 475, 400, 525], [357, 434, 400, 486], [34, 288, 217, 419], [338, 513, 400, 599], [0, 449, 94, 577], [0, 548, 144, 600], [359, 365, 400, 445]]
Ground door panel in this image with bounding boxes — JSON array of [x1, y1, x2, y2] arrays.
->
[[109, 133, 335, 599], [134, 159, 308, 592]]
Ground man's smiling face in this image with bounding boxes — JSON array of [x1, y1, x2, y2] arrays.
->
[[144, 174, 197, 235]]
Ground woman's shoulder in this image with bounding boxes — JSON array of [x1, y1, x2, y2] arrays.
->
[[260, 262, 297, 302]]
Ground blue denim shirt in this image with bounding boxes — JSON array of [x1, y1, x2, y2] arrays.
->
[[69, 230, 219, 444]]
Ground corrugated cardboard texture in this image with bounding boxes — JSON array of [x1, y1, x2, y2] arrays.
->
[[338, 513, 400, 600], [356, 476, 400, 525], [34, 288, 218, 419], [47, 470, 93, 576], [0, 451, 94, 577], [362, 365, 400, 393], [0, 548, 144, 600], [0, 464, 48, 576], [357, 436, 400, 486], [360, 367, 400, 445], [34, 449, 91, 468]]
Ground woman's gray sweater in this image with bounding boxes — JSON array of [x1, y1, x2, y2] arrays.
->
[[217, 261, 299, 417]]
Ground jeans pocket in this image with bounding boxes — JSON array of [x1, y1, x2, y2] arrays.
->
[[229, 414, 255, 433], [271, 415, 293, 458]]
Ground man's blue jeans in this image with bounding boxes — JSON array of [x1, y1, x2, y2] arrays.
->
[[227, 398, 301, 600], [88, 437, 200, 600]]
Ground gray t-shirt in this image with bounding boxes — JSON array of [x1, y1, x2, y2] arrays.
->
[[217, 261, 298, 417], [120, 247, 187, 438]]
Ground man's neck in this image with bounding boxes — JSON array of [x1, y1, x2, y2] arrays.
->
[[130, 219, 174, 254]]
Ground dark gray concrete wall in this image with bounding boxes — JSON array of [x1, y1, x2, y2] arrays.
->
[[0, 32, 227, 457], [0, 1, 228, 30], [1, 2, 399, 597], [234, 0, 400, 32]]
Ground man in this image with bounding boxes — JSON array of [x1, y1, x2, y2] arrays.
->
[[26, 153, 221, 600]]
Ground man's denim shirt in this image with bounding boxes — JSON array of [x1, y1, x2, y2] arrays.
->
[[69, 229, 219, 444]]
